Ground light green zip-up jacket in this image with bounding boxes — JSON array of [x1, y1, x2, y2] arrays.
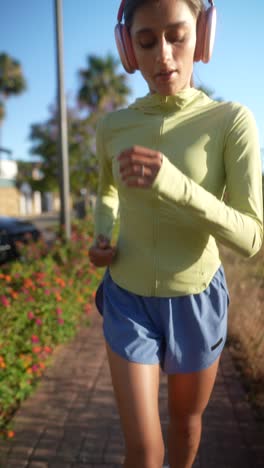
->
[[94, 88, 263, 297]]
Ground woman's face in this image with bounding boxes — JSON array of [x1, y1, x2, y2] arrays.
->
[[130, 0, 197, 95]]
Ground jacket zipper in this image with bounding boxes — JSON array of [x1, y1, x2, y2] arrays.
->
[[151, 113, 166, 296]]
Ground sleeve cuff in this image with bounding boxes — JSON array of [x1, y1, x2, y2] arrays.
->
[[151, 154, 184, 203]]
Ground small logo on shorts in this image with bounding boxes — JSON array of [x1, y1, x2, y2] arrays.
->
[[211, 337, 223, 351]]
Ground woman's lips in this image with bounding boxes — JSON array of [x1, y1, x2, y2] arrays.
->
[[155, 70, 177, 83]]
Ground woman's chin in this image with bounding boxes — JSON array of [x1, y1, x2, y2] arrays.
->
[[150, 80, 191, 96]]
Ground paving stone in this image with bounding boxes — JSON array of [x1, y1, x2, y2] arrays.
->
[[28, 462, 49, 468], [2, 458, 28, 468]]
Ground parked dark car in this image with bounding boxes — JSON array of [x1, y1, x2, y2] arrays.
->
[[0, 216, 41, 264]]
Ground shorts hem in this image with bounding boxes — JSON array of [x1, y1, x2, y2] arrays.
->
[[163, 340, 226, 375], [103, 330, 160, 367]]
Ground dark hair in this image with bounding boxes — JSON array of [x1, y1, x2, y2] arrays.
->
[[124, 0, 205, 29]]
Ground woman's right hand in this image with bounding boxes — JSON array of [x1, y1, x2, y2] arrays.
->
[[88, 234, 117, 267]]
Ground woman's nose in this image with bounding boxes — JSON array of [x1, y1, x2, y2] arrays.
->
[[156, 36, 171, 64]]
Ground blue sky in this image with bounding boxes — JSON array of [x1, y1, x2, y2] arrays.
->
[[1, 0, 264, 167]]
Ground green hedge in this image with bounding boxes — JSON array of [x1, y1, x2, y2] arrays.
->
[[0, 213, 103, 439]]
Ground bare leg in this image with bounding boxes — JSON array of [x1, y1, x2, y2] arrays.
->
[[106, 342, 164, 468], [167, 357, 220, 468]]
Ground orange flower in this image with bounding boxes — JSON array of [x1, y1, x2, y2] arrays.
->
[[32, 346, 42, 354], [23, 278, 35, 290], [55, 293, 62, 302], [9, 289, 18, 299], [55, 277, 66, 287], [7, 430, 15, 439], [0, 356, 6, 369]]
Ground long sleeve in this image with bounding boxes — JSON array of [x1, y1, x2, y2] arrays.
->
[[152, 105, 263, 258], [94, 116, 119, 241]]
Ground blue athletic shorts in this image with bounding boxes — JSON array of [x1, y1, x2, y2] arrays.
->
[[95, 266, 229, 374]]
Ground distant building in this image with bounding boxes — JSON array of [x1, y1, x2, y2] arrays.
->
[[0, 158, 17, 185], [0, 150, 21, 215], [0, 149, 57, 216]]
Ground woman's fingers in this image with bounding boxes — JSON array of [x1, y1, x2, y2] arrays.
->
[[120, 164, 147, 181], [88, 245, 117, 267], [96, 234, 110, 248], [118, 147, 158, 170], [118, 145, 159, 161], [118, 146, 163, 187]]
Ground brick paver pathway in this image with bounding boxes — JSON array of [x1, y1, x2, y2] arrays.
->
[[0, 307, 263, 468]]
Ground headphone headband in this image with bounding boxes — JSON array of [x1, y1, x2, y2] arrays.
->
[[117, 0, 215, 23], [117, 0, 126, 23]]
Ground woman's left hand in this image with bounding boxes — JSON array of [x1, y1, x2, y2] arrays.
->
[[118, 145, 163, 188]]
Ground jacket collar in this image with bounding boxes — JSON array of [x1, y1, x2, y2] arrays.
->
[[129, 88, 210, 114]]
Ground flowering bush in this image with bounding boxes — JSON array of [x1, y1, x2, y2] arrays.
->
[[0, 213, 103, 439]]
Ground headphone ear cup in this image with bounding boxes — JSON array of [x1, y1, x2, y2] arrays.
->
[[194, 11, 206, 62], [194, 5, 216, 63], [114, 23, 138, 73]]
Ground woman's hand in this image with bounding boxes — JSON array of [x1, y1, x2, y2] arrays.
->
[[88, 235, 117, 267], [118, 145, 163, 188]]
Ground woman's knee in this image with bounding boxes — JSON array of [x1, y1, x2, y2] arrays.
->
[[169, 413, 202, 439], [125, 439, 165, 467]]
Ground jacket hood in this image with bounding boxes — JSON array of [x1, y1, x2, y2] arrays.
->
[[129, 88, 212, 114]]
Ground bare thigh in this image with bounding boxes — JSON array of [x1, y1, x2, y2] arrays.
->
[[105, 342, 164, 453], [168, 357, 220, 418]]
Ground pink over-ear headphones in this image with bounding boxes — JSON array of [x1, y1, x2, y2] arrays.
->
[[115, 0, 217, 74]]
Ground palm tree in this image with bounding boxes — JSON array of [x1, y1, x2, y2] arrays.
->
[[0, 52, 27, 147], [77, 54, 131, 113]]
